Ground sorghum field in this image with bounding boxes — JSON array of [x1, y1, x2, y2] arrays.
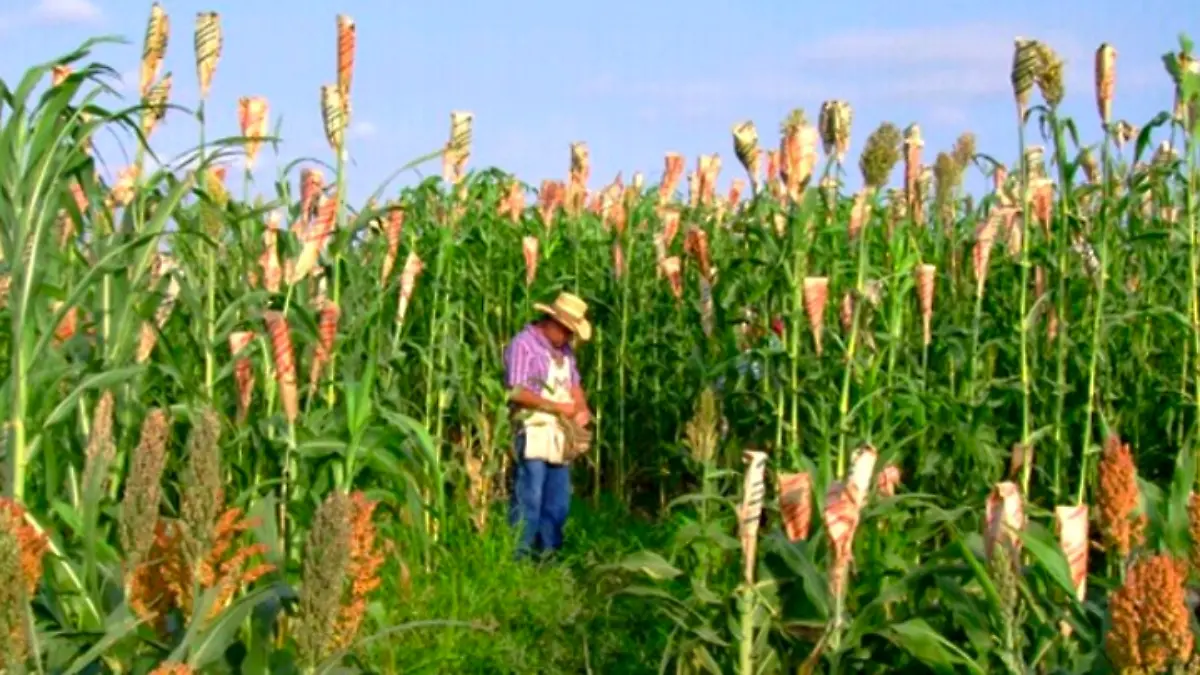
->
[[3, 4, 1200, 674]]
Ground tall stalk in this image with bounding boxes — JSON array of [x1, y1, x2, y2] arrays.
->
[[738, 586, 755, 675], [966, 255, 986, 417], [882, 219, 911, 437], [421, 201, 452, 542], [1016, 117, 1035, 494], [327, 140, 348, 403], [198, 99, 216, 399], [1185, 99, 1200, 488], [1077, 135, 1112, 503], [616, 236, 630, 501], [837, 195, 871, 476], [593, 324, 604, 503], [788, 215, 804, 463], [1047, 110, 1073, 500]]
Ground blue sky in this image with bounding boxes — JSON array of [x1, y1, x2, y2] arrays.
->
[[0, 0, 1196, 204]]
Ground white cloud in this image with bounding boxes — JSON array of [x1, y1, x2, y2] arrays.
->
[[797, 23, 1088, 69], [799, 23, 1017, 66], [636, 107, 660, 122], [874, 69, 1011, 99], [790, 23, 1094, 104], [348, 121, 377, 139], [578, 74, 618, 97], [0, 0, 101, 34], [31, 0, 102, 24], [491, 129, 538, 161], [577, 23, 1169, 119], [578, 72, 825, 121], [926, 105, 970, 126]]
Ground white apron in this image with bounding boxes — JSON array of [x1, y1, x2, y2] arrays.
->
[[520, 354, 574, 465]]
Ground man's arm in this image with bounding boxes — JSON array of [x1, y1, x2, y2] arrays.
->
[[511, 386, 574, 417], [570, 384, 590, 426], [506, 338, 574, 417]]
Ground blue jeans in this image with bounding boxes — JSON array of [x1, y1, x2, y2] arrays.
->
[[509, 432, 571, 557]]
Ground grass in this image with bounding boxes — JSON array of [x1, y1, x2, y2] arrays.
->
[[368, 496, 667, 674]]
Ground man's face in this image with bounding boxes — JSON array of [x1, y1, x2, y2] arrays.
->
[[541, 318, 572, 349]]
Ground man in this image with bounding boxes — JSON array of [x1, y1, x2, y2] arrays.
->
[[503, 291, 592, 558]]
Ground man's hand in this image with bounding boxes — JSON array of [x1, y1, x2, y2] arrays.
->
[[552, 400, 578, 418], [569, 384, 590, 427], [512, 387, 573, 417], [572, 408, 591, 427]]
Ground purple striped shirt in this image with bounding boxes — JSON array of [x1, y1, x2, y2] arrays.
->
[[504, 324, 580, 392]]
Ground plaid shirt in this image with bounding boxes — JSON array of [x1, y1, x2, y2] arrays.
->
[[503, 324, 580, 394]]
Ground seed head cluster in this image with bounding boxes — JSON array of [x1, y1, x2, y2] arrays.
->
[[181, 406, 223, 559], [296, 491, 353, 665], [858, 122, 902, 190], [119, 409, 171, 573], [0, 498, 47, 668], [1096, 435, 1145, 561], [1106, 554, 1193, 673]]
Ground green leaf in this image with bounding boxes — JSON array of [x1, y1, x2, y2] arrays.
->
[[1131, 112, 1171, 164], [949, 531, 1005, 618], [1165, 443, 1195, 553], [692, 623, 728, 646], [25, 230, 165, 364], [690, 644, 723, 674], [880, 618, 982, 675], [42, 366, 144, 429], [380, 409, 439, 467], [773, 537, 829, 619], [606, 550, 683, 580], [61, 606, 144, 675], [186, 587, 278, 668], [1018, 522, 1079, 603], [248, 495, 283, 568], [108, 172, 197, 363], [49, 498, 83, 534], [613, 584, 685, 605], [295, 438, 349, 458], [315, 620, 489, 674]]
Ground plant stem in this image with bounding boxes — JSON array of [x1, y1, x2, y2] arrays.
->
[[1185, 109, 1200, 488], [197, 100, 217, 400], [738, 585, 755, 675], [788, 201, 806, 464], [617, 240, 630, 501], [1048, 110, 1073, 500], [1016, 108, 1034, 494], [327, 146, 347, 406], [837, 194, 871, 478], [1077, 125, 1113, 505]]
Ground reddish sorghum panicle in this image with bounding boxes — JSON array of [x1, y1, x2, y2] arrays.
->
[[264, 311, 299, 424], [309, 302, 342, 392], [778, 471, 811, 542], [1097, 435, 1145, 561], [0, 498, 48, 595], [1106, 554, 1193, 673], [1189, 493, 1200, 572], [332, 492, 386, 650]]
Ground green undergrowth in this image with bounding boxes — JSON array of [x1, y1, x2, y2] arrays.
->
[[364, 493, 669, 673]]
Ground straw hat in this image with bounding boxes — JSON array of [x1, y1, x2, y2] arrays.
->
[[534, 292, 592, 342]]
